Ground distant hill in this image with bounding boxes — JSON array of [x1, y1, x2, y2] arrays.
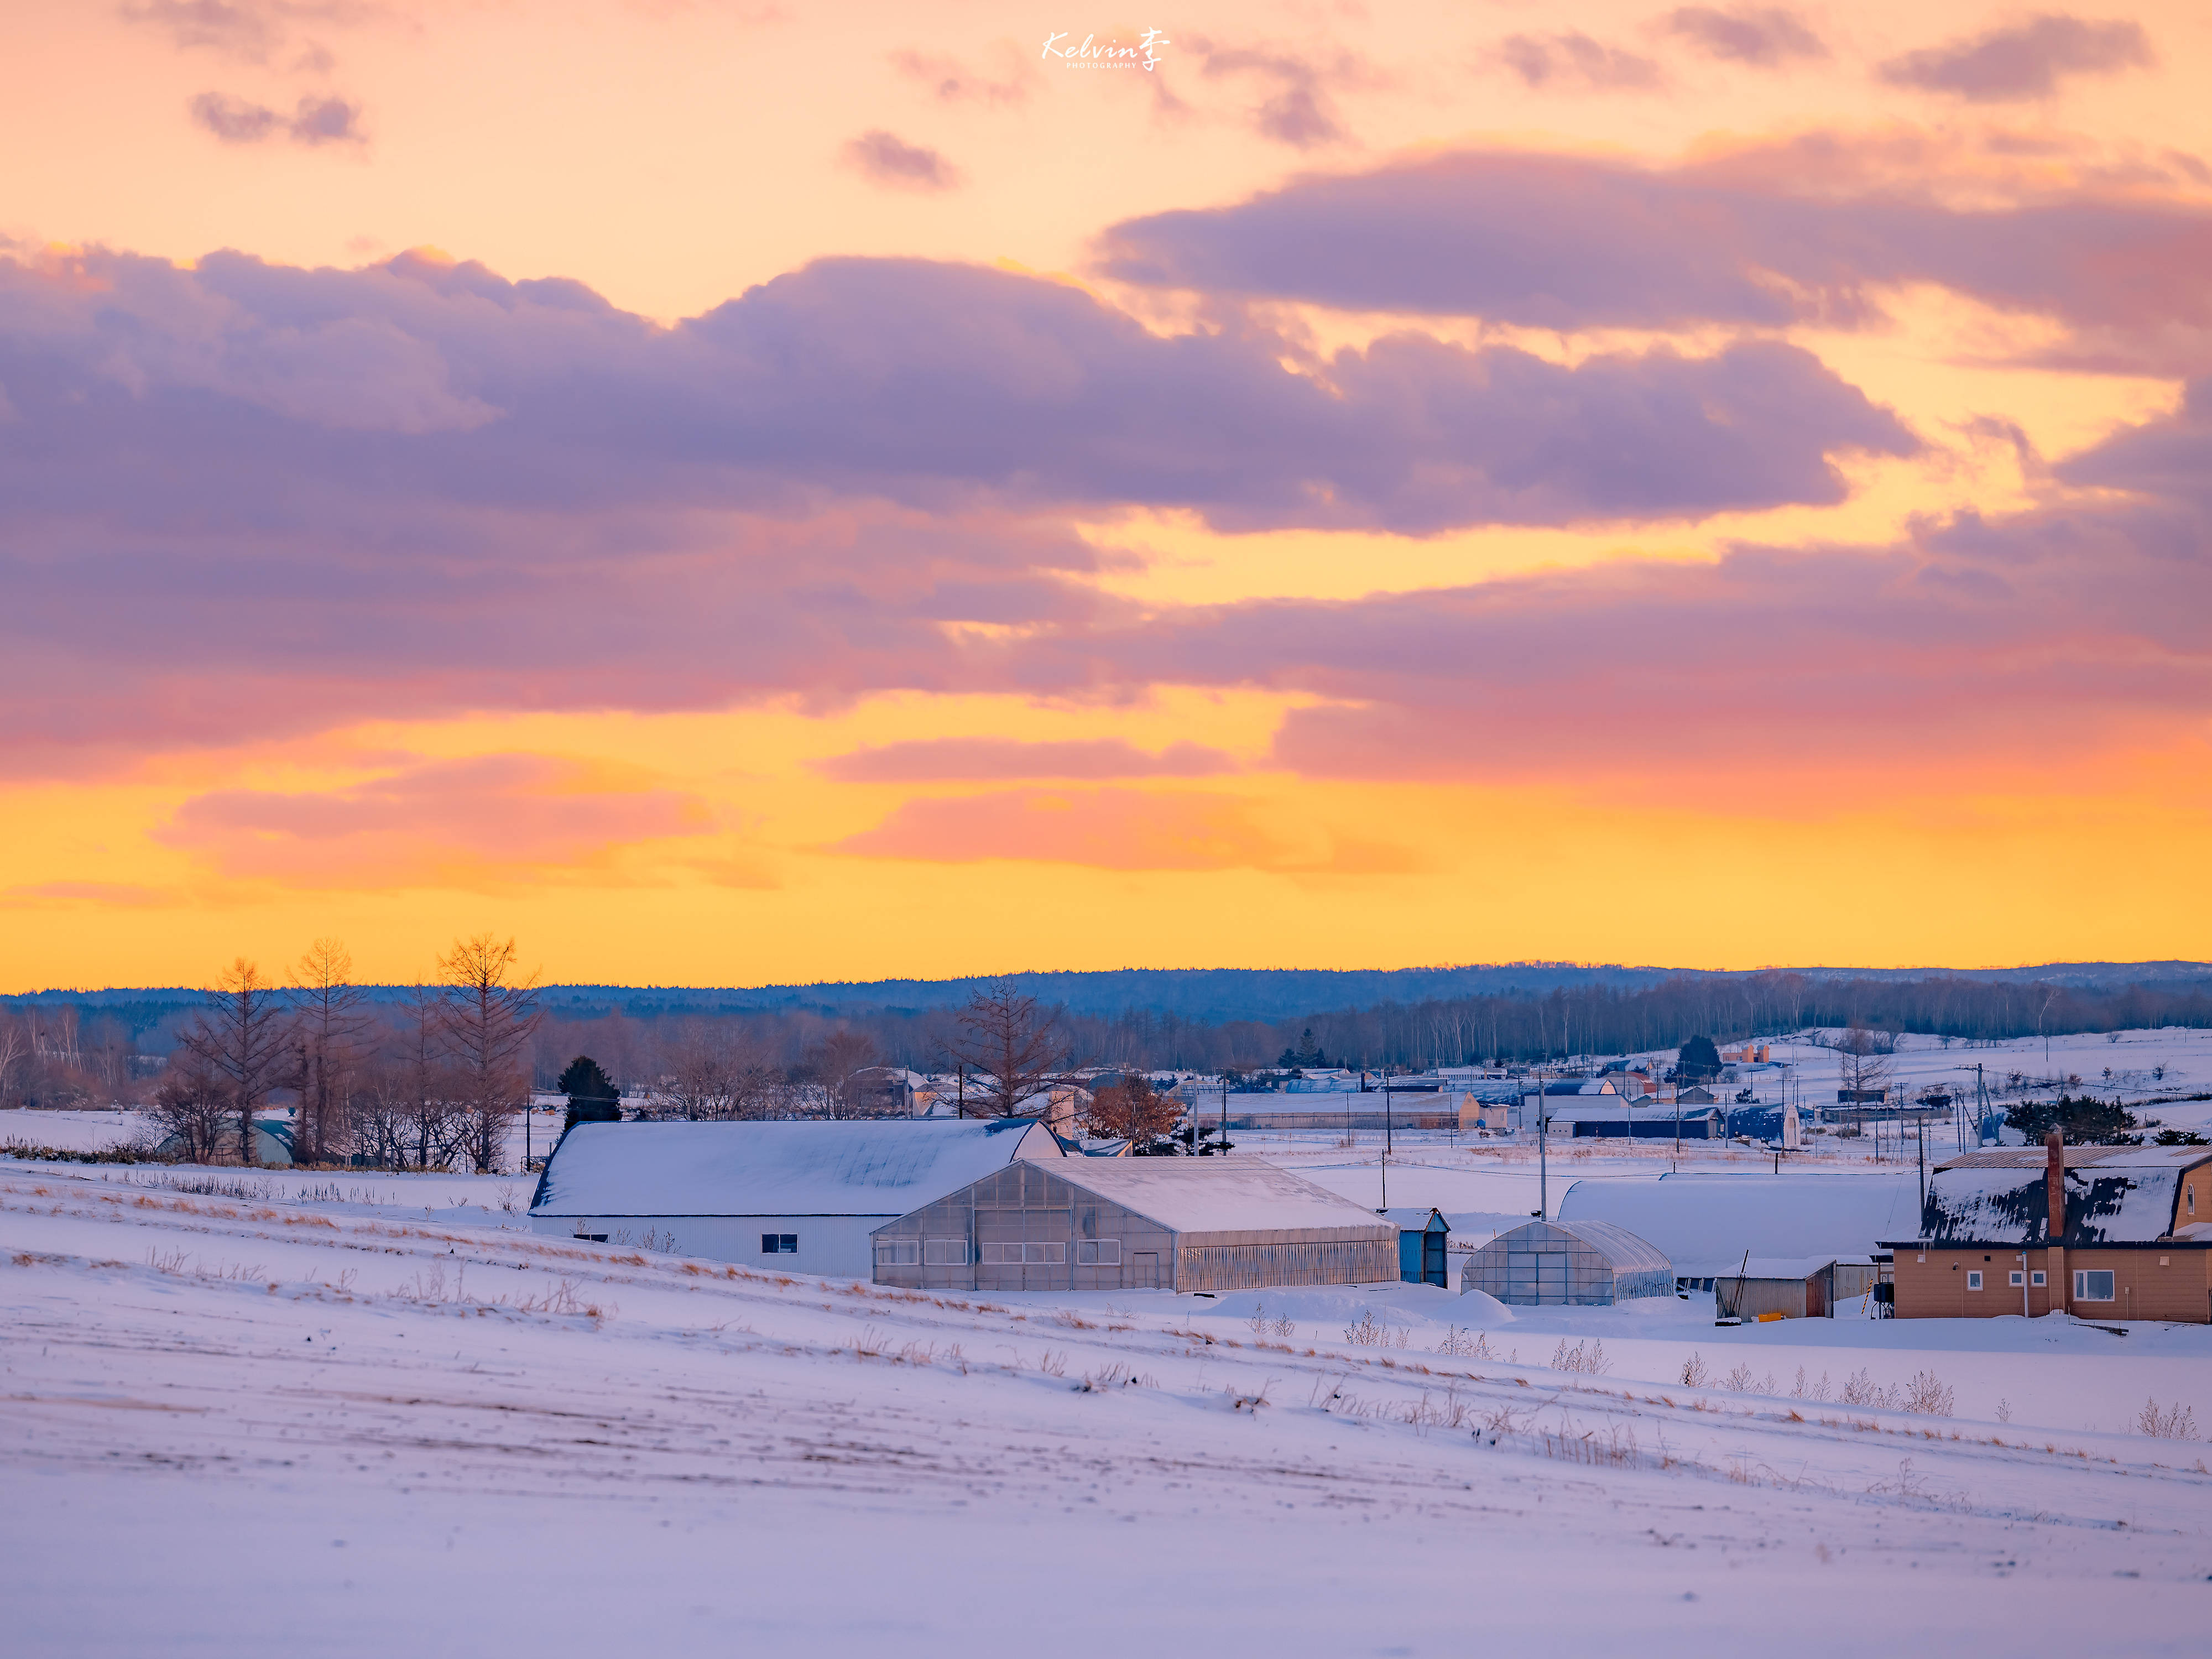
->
[[9, 960, 2210, 1029]]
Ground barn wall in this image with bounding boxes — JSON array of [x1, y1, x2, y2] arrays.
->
[[869, 1164, 1177, 1293], [1175, 1238, 1398, 1293], [524, 1213, 883, 1278], [1716, 1276, 1814, 1319], [1893, 1245, 2211, 1322]]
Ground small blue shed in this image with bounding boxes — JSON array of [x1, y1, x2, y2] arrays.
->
[[1386, 1207, 1451, 1286]]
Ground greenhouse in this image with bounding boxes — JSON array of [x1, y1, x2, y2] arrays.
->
[[1459, 1218, 1674, 1306]]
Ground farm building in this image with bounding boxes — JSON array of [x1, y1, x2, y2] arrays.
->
[[1557, 1172, 1914, 1297], [1547, 1102, 1724, 1139], [1384, 1207, 1451, 1285], [1713, 1256, 1845, 1321], [1459, 1218, 1674, 1306], [526, 1118, 1060, 1277], [869, 1158, 1398, 1293], [1884, 1138, 2212, 1322], [1218, 1090, 1477, 1133]]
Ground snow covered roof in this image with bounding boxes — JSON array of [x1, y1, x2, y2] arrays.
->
[[1936, 1146, 2212, 1172], [1033, 1159, 1395, 1243], [1382, 1206, 1447, 1233], [1472, 1218, 1674, 1278], [1540, 1100, 1720, 1121], [529, 1119, 1059, 1218], [1716, 1256, 1840, 1281], [1915, 1150, 2212, 1247], [1556, 1173, 1919, 1277]]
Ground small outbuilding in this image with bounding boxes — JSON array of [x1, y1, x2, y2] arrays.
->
[[526, 1117, 1059, 1277], [1713, 1256, 1842, 1320], [1460, 1218, 1674, 1306], [1384, 1207, 1451, 1285], [869, 1157, 1397, 1293]]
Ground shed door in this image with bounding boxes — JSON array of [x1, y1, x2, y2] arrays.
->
[[1130, 1252, 1160, 1290]]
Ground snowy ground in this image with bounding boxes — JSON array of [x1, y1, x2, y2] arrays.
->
[[6, 1157, 2210, 1656]]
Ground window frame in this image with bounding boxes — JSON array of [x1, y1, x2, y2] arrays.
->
[[1076, 1238, 1123, 1266], [2073, 1269, 2116, 1302], [874, 1238, 920, 1266], [760, 1232, 798, 1254], [922, 1236, 969, 1266], [1966, 1270, 1983, 1291]]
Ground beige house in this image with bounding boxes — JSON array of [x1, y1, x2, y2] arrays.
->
[[1887, 1138, 2212, 1323]]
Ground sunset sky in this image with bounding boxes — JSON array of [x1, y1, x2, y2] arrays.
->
[[3, 0, 2208, 989]]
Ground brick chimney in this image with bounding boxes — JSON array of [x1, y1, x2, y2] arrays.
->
[[2046, 1129, 2068, 1314]]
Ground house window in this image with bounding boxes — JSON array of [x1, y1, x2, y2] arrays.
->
[[922, 1237, 969, 1266], [1076, 1239, 1122, 1266], [1966, 1271, 1983, 1291], [2008, 1272, 2023, 1287], [2074, 1269, 2116, 1302], [2031, 1271, 2046, 1286], [760, 1233, 798, 1254], [874, 1239, 920, 1266]]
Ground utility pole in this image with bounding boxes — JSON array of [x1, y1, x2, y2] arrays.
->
[[1380, 1075, 1392, 1211], [1537, 1070, 1550, 1219]]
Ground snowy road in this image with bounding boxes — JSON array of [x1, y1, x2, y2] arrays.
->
[[4, 1159, 2209, 1655]]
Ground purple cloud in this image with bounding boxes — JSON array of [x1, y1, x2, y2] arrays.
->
[[1662, 7, 1825, 66], [841, 130, 963, 191], [190, 91, 366, 147], [1493, 32, 1663, 90], [1093, 143, 2212, 349], [1878, 14, 2154, 101]]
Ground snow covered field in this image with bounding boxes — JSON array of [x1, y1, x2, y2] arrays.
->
[[6, 1156, 2209, 1656]]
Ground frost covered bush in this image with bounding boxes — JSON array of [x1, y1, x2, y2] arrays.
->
[[1679, 1353, 1710, 1387], [1437, 1327, 1493, 1359], [1550, 1338, 1610, 1375], [1342, 1311, 1408, 1348], [1900, 1370, 1955, 1416], [2137, 1398, 2200, 1439]]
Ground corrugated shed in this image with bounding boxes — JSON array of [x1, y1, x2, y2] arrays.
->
[[529, 1118, 1057, 1218]]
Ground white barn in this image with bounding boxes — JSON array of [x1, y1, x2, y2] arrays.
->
[[526, 1118, 1060, 1277]]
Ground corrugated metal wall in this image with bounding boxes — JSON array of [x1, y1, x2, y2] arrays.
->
[[1177, 1239, 1399, 1293]]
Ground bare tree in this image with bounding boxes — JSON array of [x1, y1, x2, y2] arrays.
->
[[940, 982, 1077, 1119], [1837, 1022, 1894, 1100], [286, 937, 372, 1166], [145, 1053, 231, 1164], [0, 1014, 24, 1107], [436, 935, 543, 1173], [648, 1021, 783, 1120], [176, 959, 292, 1165], [805, 1027, 878, 1119]]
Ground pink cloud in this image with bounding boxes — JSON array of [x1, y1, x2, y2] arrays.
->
[[816, 738, 1234, 781], [156, 754, 711, 886]]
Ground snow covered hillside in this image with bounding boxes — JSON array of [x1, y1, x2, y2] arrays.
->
[[4, 1158, 2208, 1656]]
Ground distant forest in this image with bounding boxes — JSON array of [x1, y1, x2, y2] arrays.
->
[[6, 964, 2210, 1105]]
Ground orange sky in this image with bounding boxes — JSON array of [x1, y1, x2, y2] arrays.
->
[[2, 0, 2208, 988]]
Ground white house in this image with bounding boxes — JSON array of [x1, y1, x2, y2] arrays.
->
[[526, 1118, 1061, 1277]]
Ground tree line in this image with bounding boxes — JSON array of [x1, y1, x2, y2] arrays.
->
[[6, 958, 2209, 1170]]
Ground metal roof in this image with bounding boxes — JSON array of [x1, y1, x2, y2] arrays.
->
[[528, 1118, 1058, 1218]]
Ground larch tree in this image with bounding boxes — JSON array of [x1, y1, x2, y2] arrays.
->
[[176, 958, 292, 1166], [286, 937, 372, 1166], [1077, 1073, 1183, 1149], [940, 982, 1077, 1120], [435, 935, 543, 1173]]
